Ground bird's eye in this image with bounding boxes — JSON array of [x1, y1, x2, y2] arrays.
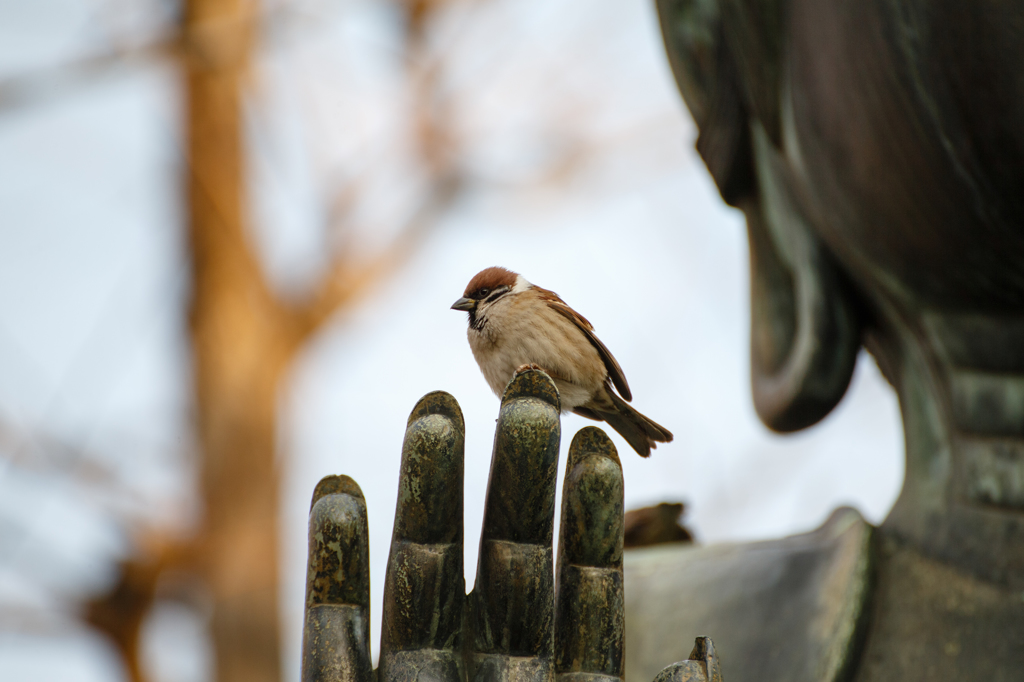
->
[[478, 288, 490, 298]]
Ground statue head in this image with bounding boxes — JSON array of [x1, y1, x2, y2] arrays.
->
[[657, 0, 1024, 585]]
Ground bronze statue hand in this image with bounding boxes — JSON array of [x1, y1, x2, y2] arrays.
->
[[301, 369, 627, 681]]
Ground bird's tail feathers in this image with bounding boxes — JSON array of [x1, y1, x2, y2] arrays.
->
[[598, 393, 673, 458]]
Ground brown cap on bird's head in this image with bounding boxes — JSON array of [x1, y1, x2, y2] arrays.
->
[[452, 267, 520, 312], [463, 267, 518, 297]]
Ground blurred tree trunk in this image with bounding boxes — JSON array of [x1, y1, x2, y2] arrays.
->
[[83, 2, 464, 679], [180, 3, 454, 680], [184, 1, 289, 680]]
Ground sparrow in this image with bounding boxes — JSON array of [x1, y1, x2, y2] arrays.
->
[[451, 266, 673, 457]]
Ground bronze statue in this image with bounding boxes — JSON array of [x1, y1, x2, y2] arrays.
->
[[300, 1, 1024, 679], [634, 0, 1024, 680], [301, 371, 718, 681]]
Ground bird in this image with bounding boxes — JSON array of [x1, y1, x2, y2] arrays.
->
[[451, 266, 673, 457]]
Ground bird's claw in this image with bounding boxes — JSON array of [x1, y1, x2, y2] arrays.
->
[[515, 363, 545, 375]]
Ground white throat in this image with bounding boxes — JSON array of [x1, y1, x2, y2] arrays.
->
[[512, 274, 532, 293]]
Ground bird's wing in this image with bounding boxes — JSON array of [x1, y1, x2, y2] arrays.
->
[[572, 406, 604, 421], [534, 286, 633, 402]]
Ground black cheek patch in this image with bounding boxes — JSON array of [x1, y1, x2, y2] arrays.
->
[[482, 287, 509, 305]]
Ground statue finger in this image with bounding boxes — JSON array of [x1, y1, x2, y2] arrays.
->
[[379, 391, 466, 681], [652, 638, 724, 682], [554, 427, 625, 681], [469, 369, 561, 679], [301, 475, 372, 682]]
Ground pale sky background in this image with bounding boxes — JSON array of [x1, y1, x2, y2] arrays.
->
[[0, 0, 904, 680]]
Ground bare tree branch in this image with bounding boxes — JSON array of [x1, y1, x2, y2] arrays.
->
[[288, 172, 462, 341], [281, 0, 470, 342], [0, 2, 313, 115], [0, 35, 178, 114], [0, 415, 146, 504], [0, 606, 80, 636], [83, 533, 201, 682]]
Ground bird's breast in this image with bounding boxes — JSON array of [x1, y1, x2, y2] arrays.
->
[[466, 297, 607, 408]]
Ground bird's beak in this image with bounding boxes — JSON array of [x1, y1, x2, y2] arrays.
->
[[451, 297, 476, 311]]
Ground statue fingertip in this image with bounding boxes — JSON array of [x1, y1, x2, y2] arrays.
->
[[561, 445, 624, 567], [310, 474, 365, 512], [502, 368, 560, 409], [567, 426, 620, 472], [407, 390, 465, 432]]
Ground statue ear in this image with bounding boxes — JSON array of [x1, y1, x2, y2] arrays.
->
[[743, 127, 862, 432], [660, 0, 861, 431]]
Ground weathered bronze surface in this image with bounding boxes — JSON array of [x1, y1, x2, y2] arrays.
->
[[302, 475, 372, 682], [856, 532, 1024, 682], [623, 503, 693, 548], [555, 427, 625, 679], [379, 390, 466, 681], [653, 638, 723, 682], [650, 1, 1024, 679], [301, 370, 697, 681], [469, 369, 561, 678], [625, 508, 871, 682]]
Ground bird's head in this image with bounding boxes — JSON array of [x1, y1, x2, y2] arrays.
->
[[451, 266, 527, 322]]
